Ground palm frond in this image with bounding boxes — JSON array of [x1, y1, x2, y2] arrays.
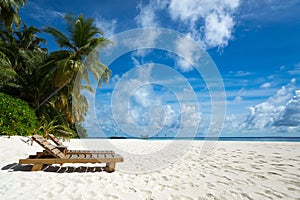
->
[[43, 26, 75, 50]]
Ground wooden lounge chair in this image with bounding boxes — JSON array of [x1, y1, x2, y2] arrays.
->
[[47, 134, 115, 154], [19, 135, 123, 172]]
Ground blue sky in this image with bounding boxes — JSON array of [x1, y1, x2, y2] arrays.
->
[[20, 0, 300, 137]]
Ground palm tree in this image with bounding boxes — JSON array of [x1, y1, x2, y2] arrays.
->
[[42, 14, 111, 126], [0, 24, 48, 107], [0, 0, 27, 30]]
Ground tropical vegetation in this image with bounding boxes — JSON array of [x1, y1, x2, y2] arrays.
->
[[0, 1, 111, 138], [0, 92, 38, 136]]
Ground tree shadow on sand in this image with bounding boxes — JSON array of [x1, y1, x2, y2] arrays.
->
[[1, 163, 112, 173]]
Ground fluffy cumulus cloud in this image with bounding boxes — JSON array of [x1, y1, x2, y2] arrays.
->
[[135, 0, 240, 49], [204, 12, 235, 47], [273, 90, 300, 127], [243, 79, 300, 130], [134, 0, 240, 72]]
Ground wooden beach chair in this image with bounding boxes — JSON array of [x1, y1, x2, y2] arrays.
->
[[19, 135, 123, 172], [47, 134, 115, 154]]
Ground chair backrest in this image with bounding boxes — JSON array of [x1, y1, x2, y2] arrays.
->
[[31, 135, 66, 159], [48, 134, 64, 146]]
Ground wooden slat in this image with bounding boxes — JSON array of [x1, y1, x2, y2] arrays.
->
[[105, 154, 112, 158], [67, 150, 115, 154], [69, 154, 88, 159], [45, 144, 56, 151], [48, 134, 63, 146], [46, 146, 65, 158], [94, 154, 106, 159]]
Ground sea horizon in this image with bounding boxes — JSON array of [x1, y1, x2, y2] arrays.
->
[[85, 136, 300, 142]]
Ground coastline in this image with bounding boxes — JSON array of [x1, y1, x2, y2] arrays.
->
[[0, 136, 299, 199], [100, 136, 300, 142]]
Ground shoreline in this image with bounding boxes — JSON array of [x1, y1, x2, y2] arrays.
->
[[75, 136, 300, 142]]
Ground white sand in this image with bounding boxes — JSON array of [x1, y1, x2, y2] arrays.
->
[[0, 136, 299, 199]]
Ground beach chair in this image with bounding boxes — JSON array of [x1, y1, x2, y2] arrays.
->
[[19, 135, 123, 172], [47, 134, 115, 154]]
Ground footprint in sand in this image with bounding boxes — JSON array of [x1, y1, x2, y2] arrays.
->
[[241, 192, 254, 200], [128, 187, 137, 192], [170, 194, 193, 200], [144, 190, 152, 196], [104, 194, 119, 199], [206, 193, 217, 199], [267, 171, 281, 176]]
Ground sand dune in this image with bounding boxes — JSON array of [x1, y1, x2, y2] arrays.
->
[[0, 136, 299, 199]]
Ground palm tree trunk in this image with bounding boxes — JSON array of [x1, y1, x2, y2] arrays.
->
[[37, 76, 72, 110]]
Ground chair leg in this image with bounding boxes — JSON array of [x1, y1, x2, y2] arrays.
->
[[31, 164, 43, 171], [107, 162, 115, 172]]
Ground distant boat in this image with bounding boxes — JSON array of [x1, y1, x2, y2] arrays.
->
[[141, 135, 149, 139]]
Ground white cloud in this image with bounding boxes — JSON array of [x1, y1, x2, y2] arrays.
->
[[204, 12, 235, 48], [95, 17, 117, 37], [243, 79, 298, 130], [279, 65, 286, 71], [180, 104, 202, 136], [168, 0, 239, 23], [167, 0, 240, 48], [120, 28, 161, 57], [132, 0, 241, 74], [132, 85, 160, 107], [228, 70, 254, 77], [288, 63, 300, 75], [273, 90, 300, 127], [135, 0, 240, 49], [174, 35, 202, 72], [234, 95, 242, 103], [260, 82, 271, 89], [222, 114, 245, 134], [239, 0, 300, 24], [23, 1, 64, 23], [136, 2, 159, 27]]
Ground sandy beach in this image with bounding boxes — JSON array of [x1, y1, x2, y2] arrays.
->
[[0, 136, 299, 199]]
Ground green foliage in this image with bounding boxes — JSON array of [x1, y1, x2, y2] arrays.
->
[[0, 92, 39, 136], [38, 116, 75, 138]]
